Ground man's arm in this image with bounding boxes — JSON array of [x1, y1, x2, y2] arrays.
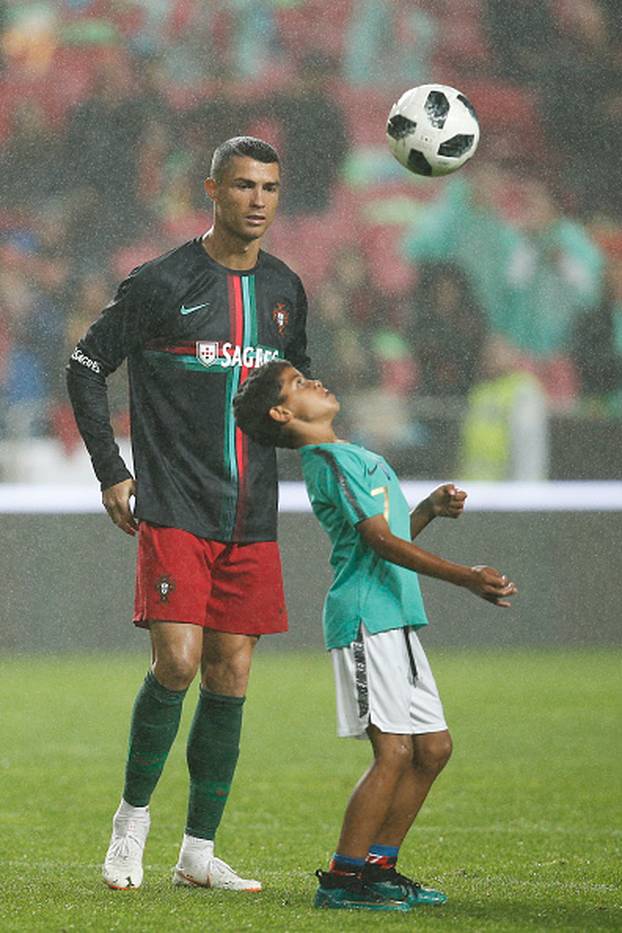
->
[[66, 349, 133, 490], [67, 340, 138, 536], [66, 270, 148, 535], [358, 513, 517, 607], [410, 483, 467, 539], [284, 277, 311, 376]]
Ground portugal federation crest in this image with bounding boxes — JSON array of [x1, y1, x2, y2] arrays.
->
[[155, 575, 176, 603], [196, 341, 219, 368], [272, 302, 289, 336]]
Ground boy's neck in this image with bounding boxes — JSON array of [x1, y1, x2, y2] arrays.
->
[[294, 423, 341, 447]]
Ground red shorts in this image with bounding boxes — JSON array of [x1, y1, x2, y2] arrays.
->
[[133, 522, 288, 635]]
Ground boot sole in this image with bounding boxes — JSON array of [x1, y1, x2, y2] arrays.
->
[[173, 869, 261, 892]]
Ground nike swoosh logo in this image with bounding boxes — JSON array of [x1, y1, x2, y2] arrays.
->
[[367, 464, 379, 475], [180, 302, 209, 315]]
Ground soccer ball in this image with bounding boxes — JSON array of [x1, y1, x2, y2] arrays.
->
[[386, 84, 480, 177]]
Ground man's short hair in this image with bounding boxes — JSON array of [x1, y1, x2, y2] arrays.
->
[[233, 359, 294, 448], [210, 136, 280, 182]]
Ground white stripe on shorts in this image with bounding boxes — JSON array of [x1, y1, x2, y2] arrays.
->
[[331, 624, 448, 738]]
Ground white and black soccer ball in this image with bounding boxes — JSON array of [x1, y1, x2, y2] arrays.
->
[[386, 84, 480, 177]]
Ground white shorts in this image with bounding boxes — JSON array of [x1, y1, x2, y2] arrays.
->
[[331, 625, 448, 739]]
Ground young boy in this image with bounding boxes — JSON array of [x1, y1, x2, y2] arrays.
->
[[233, 360, 517, 912]]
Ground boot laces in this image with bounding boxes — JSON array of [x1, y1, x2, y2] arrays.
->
[[109, 819, 146, 861]]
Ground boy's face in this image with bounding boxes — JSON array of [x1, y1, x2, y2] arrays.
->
[[273, 366, 339, 425]]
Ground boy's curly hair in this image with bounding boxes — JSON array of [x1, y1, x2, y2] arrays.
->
[[233, 359, 295, 448]]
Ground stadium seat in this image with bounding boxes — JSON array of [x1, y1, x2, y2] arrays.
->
[[50, 402, 83, 455], [444, 78, 547, 161], [433, 0, 491, 67], [334, 85, 392, 147], [111, 238, 168, 280], [275, 0, 353, 59], [360, 224, 415, 295]]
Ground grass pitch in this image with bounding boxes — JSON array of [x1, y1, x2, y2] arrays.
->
[[0, 649, 620, 932]]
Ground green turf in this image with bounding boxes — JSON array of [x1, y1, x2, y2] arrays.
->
[[0, 649, 620, 931]]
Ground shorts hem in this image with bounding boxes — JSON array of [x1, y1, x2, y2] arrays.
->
[[202, 621, 289, 636], [132, 617, 288, 635], [338, 720, 448, 740], [337, 728, 369, 740], [368, 709, 448, 736], [133, 616, 205, 629]]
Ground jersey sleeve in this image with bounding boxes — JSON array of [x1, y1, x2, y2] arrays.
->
[[65, 266, 159, 489], [309, 448, 384, 527], [284, 277, 311, 377]]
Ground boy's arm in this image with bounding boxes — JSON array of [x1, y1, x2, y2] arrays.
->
[[358, 514, 517, 607], [410, 484, 467, 539]]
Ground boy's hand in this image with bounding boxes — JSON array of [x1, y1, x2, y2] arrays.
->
[[467, 565, 517, 607], [429, 484, 467, 519]]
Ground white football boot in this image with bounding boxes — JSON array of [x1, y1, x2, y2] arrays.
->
[[173, 835, 262, 891], [102, 801, 151, 890]]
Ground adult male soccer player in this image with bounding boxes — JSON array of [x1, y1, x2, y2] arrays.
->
[[66, 138, 310, 891], [233, 360, 517, 912]]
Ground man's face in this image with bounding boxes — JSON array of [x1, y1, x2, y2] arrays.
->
[[274, 366, 340, 425], [205, 156, 280, 242]]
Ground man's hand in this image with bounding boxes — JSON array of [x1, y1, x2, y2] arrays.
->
[[102, 478, 138, 536], [466, 565, 517, 608], [428, 484, 467, 519]]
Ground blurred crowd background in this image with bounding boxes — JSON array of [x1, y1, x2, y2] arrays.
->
[[1, 0, 621, 482]]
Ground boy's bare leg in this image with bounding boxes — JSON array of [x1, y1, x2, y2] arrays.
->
[[343, 730, 452, 909], [373, 730, 452, 847], [315, 728, 422, 911], [335, 726, 415, 859]]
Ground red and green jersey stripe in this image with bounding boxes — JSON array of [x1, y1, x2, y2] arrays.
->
[[221, 274, 259, 538]]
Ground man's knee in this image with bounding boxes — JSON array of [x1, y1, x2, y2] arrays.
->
[[202, 655, 251, 694], [153, 650, 200, 691], [413, 730, 453, 776], [150, 621, 203, 690], [202, 633, 257, 694]]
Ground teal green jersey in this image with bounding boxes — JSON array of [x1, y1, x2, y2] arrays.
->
[[300, 442, 429, 650]]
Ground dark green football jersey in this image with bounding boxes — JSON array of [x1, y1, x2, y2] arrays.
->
[[67, 239, 310, 542]]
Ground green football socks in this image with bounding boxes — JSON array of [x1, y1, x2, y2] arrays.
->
[[185, 688, 245, 840], [122, 676, 245, 839], [123, 670, 187, 807]]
